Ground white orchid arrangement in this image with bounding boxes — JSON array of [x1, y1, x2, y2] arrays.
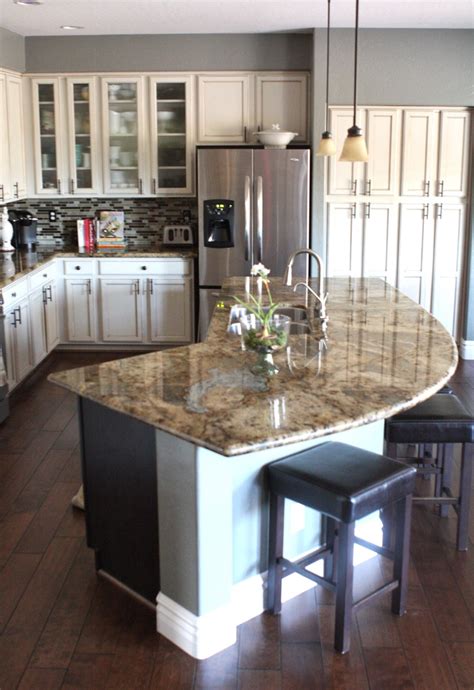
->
[[235, 263, 281, 339]]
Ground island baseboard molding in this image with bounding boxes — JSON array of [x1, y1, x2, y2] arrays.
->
[[460, 339, 474, 360]]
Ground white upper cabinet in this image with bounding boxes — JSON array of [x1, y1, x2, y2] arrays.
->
[[327, 108, 366, 196], [401, 110, 438, 197], [0, 74, 9, 203], [66, 77, 100, 195], [150, 76, 194, 195], [437, 111, 470, 197], [255, 74, 308, 142], [5, 74, 27, 199], [198, 75, 250, 143], [32, 78, 65, 195], [102, 77, 146, 195], [365, 109, 400, 197]]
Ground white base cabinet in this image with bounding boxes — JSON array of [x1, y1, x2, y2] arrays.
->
[[65, 277, 97, 342], [100, 277, 143, 342], [148, 276, 192, 343], [4, 297, 33, 390], [29, 287, 49, 366]]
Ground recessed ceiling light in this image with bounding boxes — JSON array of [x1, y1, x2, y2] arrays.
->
[[14, 0, 43, 5], [60, 25, 84, 30]]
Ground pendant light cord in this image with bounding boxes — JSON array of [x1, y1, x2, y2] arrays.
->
[[324, 0, 331, 132], [352, 0, 359, 127]]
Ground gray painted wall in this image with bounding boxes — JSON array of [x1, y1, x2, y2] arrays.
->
[[25, 33, 312, 73], [0, 27, 25, 72], [312, 29, 474, 343]]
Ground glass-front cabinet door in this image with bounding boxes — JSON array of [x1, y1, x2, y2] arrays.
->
[[102, 77, 145, 195], [66, 78, 99, 195], [32, 78, 63, 195], [150, 76, 193, 195]]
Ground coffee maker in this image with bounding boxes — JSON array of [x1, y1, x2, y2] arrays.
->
[[8, 210, 38, 250]]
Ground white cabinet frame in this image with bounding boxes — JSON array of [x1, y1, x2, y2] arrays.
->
[[66, 76, 101, 195]]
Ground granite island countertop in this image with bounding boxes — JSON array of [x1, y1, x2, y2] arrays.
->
[[0, 246, 197, 288], [48, 276, 457, 456]]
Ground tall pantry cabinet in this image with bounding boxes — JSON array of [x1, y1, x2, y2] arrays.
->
[[326, 106, 470, 338]]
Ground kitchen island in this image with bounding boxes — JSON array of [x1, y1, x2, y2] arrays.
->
[[49, 276, 457, 659]]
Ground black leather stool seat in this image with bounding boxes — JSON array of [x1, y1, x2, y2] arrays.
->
[[386, 394, 474, 444], [268, 441, 416, 524]]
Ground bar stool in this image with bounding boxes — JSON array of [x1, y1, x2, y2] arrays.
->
[[385, 393, 474, 551], [266, 441, 416, 654]]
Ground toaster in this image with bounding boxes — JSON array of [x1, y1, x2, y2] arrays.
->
[[163, 225, 194, 246]]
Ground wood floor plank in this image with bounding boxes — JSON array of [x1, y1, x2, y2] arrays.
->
[[29, 540, 98, 670], [397, 609, 458, 689], [61, 652, 114, 690], [17, 667, 66, 690], [13, 448, 74, 513], [55, 505, 86, 538], [280, 642, 325, 690], [445, 642, 474, 689], [363, 647, 415, 690], [42, 394, 77, 433], [56, 446, 82, 485], [238, 612, 280, 670], [0, 552, 41, 633], [74, 579, 134, 656], [238, 670, 281, 690], [194, 642, 238, 690], [52, 416, 79, 451], [149, 637, 196, 689], [16, 481, 79, 554], [280, 589, 320, 643], [105, 652, 155, 690], [356, 599, 403, 649], [0, 510, 35, 568], [317, 605, 369, 690], [424, 586, 474, 642]]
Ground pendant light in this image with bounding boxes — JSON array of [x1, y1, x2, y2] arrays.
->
[[316, 0, 336, 156], [339, 0, 368, 162]]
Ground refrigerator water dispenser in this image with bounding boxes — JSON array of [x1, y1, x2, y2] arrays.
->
[[203, 200, 234, 248]]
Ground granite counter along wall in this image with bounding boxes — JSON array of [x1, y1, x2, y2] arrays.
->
[[5, 197, 198, 248]]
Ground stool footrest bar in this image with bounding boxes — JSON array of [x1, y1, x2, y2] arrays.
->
[[352, 580, 399, 612], [354, 536, 394, 560]]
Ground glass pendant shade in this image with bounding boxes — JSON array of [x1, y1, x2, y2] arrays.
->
[[317, 132, 337, 157], [339, 125, 368, 162]]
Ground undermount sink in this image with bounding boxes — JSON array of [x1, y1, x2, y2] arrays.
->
[[227, 304, 311, 337]]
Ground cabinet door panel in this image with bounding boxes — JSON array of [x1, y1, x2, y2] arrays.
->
[[66, 78, 100, 195], [366, 109, 400, 197], [0, 75, 11, 201], [45, 281, 60, 351], [437, 111, 470, 197], [32, 78, 64, 195], [431, 204, 465, 336], [256, 75, 307, 141], [7, 298, 32, 387], [29, 288, 48, 366], [397, 204, 434, 308], [328, 109, 365, 196], [148, 277, 191, 342], [6, 74, 27, 198], [198, 76, 249, 143], [326, 203, 362, 277], [401, 110, 437, 197], [100, 278, 143, 342], [362, 203, 398, 285], [65, 278, 96, 342]]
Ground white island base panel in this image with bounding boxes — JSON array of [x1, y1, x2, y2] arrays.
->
[[154, 420, 385, 660]]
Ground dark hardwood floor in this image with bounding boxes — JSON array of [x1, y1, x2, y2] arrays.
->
[[0, 352, 473, 690]]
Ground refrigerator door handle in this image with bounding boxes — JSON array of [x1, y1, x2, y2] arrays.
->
[[244, 175, 251, 262], [256, 175, 263, 263]]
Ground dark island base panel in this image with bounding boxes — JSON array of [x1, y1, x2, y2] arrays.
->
[[79, 397, 160, 604]]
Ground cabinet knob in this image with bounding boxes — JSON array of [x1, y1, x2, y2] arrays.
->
[[12, 292, 16, 297], [75, 265, 81, 270], [43, 273, 47, 278], [141, 265, 147, 270]]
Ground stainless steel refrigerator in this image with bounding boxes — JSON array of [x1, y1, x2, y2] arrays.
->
[[198, 146, 310, 338]]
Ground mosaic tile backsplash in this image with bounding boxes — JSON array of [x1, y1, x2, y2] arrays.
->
[[6, 197, 198, 248]]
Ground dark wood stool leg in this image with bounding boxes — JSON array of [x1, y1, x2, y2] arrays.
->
[[323, 516, 337, 581], [391, 495, 412, 615], [267, 493, 285, 613], [334, 521, 355, 654], [456, 444, 473, 552], [382, 442, 398, 550], [440, 443, 454, 518]]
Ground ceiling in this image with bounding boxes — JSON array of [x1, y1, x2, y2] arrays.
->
[[0, 0, 472, 36]]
